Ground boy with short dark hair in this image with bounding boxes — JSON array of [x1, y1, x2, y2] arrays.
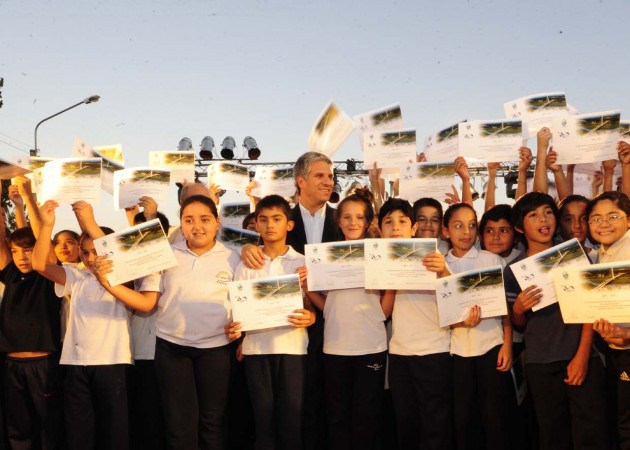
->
[[504, 192, 609, 450], [0, 217, 62, 449], [378, 198, 455, 449], [225, 194, 315, 450]]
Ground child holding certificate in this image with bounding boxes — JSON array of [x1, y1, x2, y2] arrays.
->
[[31, 201, 131, 450], [379, 198, 454, 450], [224, 195, 315, 450], [306, 189, 388, 450], [503, 192, 608, 450], [442, 203, 514, 450], [588, 191, 630, 447]]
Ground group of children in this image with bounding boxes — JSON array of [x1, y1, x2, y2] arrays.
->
[[1, 139, 630, 450]]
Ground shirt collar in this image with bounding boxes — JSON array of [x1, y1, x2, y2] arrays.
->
[[173, 239, 228, 257], [600, 229, 630, 259], [261, 245, 300, 262], [445, 245, 479, 263], [299, 202, 327, 220]]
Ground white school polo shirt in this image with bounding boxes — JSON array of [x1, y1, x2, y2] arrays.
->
[[55, 265, 132, 365], [156, 240, 240, 348], [323, 288, 387, 356], [129, 274, 161, 360], [446, 247, 506, 357], [389, 288, 452, 356], [598, 229, 630, 350], [236, 246, 308, 356]]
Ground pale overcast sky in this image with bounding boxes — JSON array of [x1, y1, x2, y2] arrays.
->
[[2, 0, 629, 230]]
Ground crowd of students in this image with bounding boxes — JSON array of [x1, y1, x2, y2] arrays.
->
[[1, 131, 630, 450]]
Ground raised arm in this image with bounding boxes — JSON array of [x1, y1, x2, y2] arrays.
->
[[484, 162, 500, 212], [72, 201, 104, 240], [546, 148, 570, 201], [13, 176, 40, 234], [618, 141, 630, 197], [0, 207, 11, 270], [533, 128, 552, 193], [8, 184, 27, 229], [454, 156, 473, 205], [32, 201, 67, 284], [515, 146, 533, 199], [91, 257, 160, 312], [602, 159, 617, 193]]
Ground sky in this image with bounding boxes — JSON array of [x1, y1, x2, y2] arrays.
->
[[1, 0, 629, 232]]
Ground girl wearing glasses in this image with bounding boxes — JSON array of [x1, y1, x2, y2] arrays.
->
[[587, 191, 630, 448]]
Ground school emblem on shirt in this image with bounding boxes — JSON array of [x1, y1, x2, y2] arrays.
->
[[367, 363, 383, 371], [216, 271, 231, 285]]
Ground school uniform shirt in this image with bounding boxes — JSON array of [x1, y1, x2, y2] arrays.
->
[[504, 254, 582, 364], [56, 265, 132, 365], [323, 288, 387, 356], [0, 262, 61, 353], [236, 246, 308, 356], [446, 247, 505, 357], [156, 240, 239, 348], [130, 275, 162, 360], [598, 229, 630, 350], [389, 288, 451, 356]]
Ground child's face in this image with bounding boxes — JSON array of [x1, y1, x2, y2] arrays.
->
[[380, 210, 418, 239], [10, 244, 33, 274], [245, 218, 257, 231], [255, 206, 293, 243], [443, 208, 477, 256], [559, 201, 588, 244], [414, 206, 442, 239], [80, 237, 98, 271], [181, 202, 219, 253], [54, 232, 80, 264], [482, 219, 515, 257], [338, 201, 368, 241], [588, 199, 630, 250], [518, 204, 556, 247]]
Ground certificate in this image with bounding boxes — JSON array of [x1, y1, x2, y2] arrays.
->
[[364, 238, 437, 290], [113, 167, 170, 210], [207, 161, 249, 192], [307, 101, 355, 158], [149, 151, 195, 185], [0, 157, 31, 179], [354, 104, 404, 146], [219, 226, 260, 250], [620, 120, 630, 145], [504, 92, 568, 135], [552, 111, 620, 165], [228, 273, 304, 332], [250, 166, 296, 198], [423, 121, 462, 162], [12, 156, 51, 193], [399, 161, 455, 203], [435, 265, 507, 327], [305, 241, 365, 291], [510, 238, 590, 311], [219, 202, 252, 230], [37, 158, 102, 205], [93, 145, 125, 195], [93, 219, 177, 286], [362, 129, 417, 170], [458, 119, 523, 163], [553, 260, 630, 323], [72, 136, 94, 158]]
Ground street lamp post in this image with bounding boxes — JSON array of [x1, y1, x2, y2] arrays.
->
[[31, 95, 100, 156]]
